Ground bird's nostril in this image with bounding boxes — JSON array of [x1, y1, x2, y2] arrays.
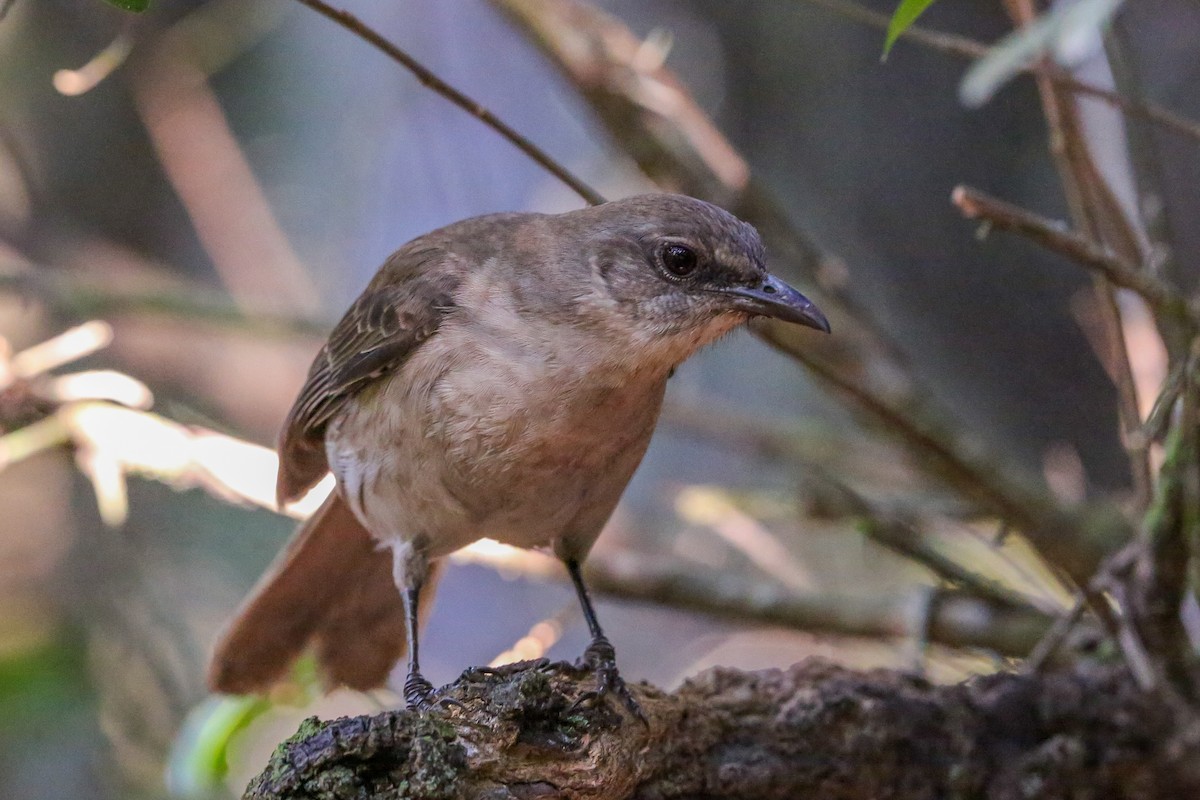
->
[[762, 283, 777, 294]]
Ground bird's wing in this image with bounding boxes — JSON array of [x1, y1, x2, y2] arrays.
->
[[277, 247, 461, 504]]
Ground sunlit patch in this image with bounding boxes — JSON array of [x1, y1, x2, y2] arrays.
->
[[52, 33, 133, 97], [675, 484, 815, 592], [75, 444, 129, 527], [6, 321, 112, 383], [451, 538, 560, 581], [45, 370, 153, 408], [490, 615, 565, 668]]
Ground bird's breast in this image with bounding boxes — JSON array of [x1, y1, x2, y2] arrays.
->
[[326, 315, 668, 555]]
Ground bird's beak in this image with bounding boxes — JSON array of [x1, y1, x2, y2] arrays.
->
[[721, 274, 831, 333]]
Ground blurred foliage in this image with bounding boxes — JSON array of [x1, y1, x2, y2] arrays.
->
[[0, 635, 89, 729], [960, 0, 1126, 106], [103, 0, 151, 12], [884, 0, 940, 58], [168, 656, 318, 796], [168, 695, 272, 797]]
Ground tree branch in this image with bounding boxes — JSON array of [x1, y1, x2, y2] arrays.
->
[[950, 185, 1191, 328], [448, 545, 1054, 657], [580, 553, 1051, 657], [1002, 0, 1156, 509], [243, 659, 1200, 799], [0, 262, 329, 337]]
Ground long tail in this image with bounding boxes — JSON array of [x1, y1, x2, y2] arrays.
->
[[207, 492, 440, 694]]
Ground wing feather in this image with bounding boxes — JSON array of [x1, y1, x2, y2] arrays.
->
[[276, 247, 460, 504]]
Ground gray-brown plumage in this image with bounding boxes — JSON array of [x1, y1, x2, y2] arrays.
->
[[208, 194, 828, 711]]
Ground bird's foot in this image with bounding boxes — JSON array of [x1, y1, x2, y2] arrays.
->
[[570, 636, 646, 724], [404, 672, 464, 711]]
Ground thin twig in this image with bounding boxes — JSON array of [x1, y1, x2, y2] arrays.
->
[[0, 262, 329, 336], [858, 516, 1039, 611], [290, 0, 605, 207], [951, 185, 1191, 327], [757, 326, 1126, 586], [580, 552, 1051, 657], [798, 0, 1200, 145], [1023, 594, 1087, 672], [1142, 359, 1185, 445], [1005, 0, 1158, 510], [805, 0, 989, 60], [813, 474, 1046, 612]]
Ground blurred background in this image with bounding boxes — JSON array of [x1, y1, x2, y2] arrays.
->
[[1, 0, 1196, 796]]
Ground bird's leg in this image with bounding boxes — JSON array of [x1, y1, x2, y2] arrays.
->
[[392, 547, 465, 712], [401, 583, 437, 709], [564, 558, 645, 722]]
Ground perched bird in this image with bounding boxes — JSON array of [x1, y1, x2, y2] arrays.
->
[[208, 193, 829, 713]]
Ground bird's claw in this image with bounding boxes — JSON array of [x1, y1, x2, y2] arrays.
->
[[404, 673, 464, 711], [569, 637, 647, 725]]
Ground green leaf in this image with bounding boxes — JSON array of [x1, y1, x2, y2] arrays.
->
[[103, 0, 150, 12], [168, 695, 273, 795], [167, 657, 319, 796], [883, 0, 939, 60]]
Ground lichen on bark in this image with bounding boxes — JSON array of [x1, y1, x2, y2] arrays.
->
[[242, 658, 1200, 799]]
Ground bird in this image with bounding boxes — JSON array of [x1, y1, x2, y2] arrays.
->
[[207, 193, 829, 715]]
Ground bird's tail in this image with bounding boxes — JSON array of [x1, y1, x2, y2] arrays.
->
[[207, 492, 440, 694]]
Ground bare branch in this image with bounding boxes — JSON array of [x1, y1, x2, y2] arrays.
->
[[1001, 0, 1156, 509], [1131, 376, 1200, 696], [451, 543, 1052, 656], [0, 261, 329, 337], [290, 0, 605, 206], [579, 552, 1050, 657], [1024, 594, 1087, 672], [951, 185, 1190, 327]]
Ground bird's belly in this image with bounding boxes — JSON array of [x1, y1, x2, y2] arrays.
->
[[327, 340, 664, 558]]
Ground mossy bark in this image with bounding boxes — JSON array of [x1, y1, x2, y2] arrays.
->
[[245, 658, 1200, 799]]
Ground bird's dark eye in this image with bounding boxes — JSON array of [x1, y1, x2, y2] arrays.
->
[[660, 243, 698, 277]]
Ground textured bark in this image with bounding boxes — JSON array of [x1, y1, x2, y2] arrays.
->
[[244, 658, 1200, 799]]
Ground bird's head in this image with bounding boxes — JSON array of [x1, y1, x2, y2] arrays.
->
[[558, 194, 829, 362]]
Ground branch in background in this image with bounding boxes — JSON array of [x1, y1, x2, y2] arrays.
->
[[661, 399, 936, 501], [1004, 0, 1155, 510], [850, 506, 1050, 613], [0, 366, 1049, 662], [799, 0, 1200, 145], [290, 0, 605, 206], [0, 262, 329, 337], [1024, 594, 1087, 672], [490, 0, 1130, 589], [1001, 0, 1195, 702], [759, 322, 1126, 584], [555, 550, 1049, 657], [1103, 24, 1187, 293], [951, 185, 1191, 327]]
